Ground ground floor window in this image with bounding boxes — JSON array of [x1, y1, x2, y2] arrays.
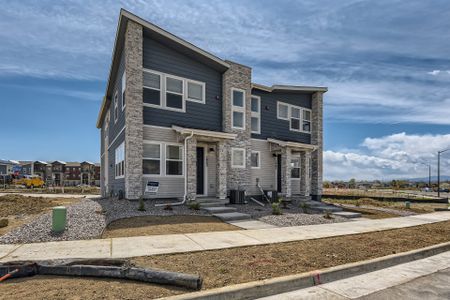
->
[[115, 142, 125, 178], [232, 148, 246, 168], [166, 145, 183, 175], [251, 151, 260, 169], [143, 142, 183, 176], [290, 157, 300, 178], [143, 143, 161, 175]]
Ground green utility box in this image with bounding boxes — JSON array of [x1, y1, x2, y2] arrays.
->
[[405, 201, 411, 209], [52, 206, 67, 232]]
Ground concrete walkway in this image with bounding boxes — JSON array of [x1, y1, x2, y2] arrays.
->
[[258, 250, 450, 299], [0, 212, 449, 262]]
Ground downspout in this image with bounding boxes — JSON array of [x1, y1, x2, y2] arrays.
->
[[155, 130, 194, 207]]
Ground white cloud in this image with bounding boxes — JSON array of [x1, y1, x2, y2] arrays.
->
[[325, 133, 450, 180]]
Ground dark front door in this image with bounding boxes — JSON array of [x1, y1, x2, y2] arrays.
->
[[277, 154, 282, 193], [196, 147, 205, 195]]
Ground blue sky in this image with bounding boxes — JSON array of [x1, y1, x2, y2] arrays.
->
[[1, 0, 450, 180]]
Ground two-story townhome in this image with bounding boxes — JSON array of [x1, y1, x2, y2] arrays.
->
[[97, 9, 326, 202]]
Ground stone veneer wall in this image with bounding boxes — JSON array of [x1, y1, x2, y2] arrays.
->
[[186, 136, 197, 199], [222, 61, 252, 191], [311, 92, 323, 200], [216, 141, 228, 199], [124, 20, 144, 200]]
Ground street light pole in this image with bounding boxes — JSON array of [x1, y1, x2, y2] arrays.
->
[[437, 149, 450, 198]]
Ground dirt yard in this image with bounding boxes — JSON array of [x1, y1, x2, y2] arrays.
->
[[0, 194, 78, 235], [340, 206, 399, 219], [2, 220, 450, 299], [102, 215, 239, 238]]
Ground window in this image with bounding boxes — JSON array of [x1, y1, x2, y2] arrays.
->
[[121, 71, 126, 110], [303, 109, 311, 132], [277, 102, 289, 120], [290, 157, 300, 179], [232, 88, 245, 129], [143, 71, 161, 106], [251, 151, 260, 169], [231, 148, 245, 168], [290, 107, 301, 131], [115, 142, 125, 178], [187, 80, 205, 103], [251, 95, 261, 134], [143, 143, 161, 175], [166, 145, 183, 175], [143, 69, 206, 112], [113, 91, 118, 123], [166, 76, 184, 110]]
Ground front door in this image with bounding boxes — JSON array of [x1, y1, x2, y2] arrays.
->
[[196, 147, 205, 195], [277, 154, 282, 193]]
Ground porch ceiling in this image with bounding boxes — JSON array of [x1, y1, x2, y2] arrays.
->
[[172, 125, 237, 141], [267, 138, 318, 151]]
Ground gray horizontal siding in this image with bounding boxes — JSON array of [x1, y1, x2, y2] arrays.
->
[[143, 36, 223, 132], [108, 128, 125, 196], [143, 125, 178, 142], [106, 51, 126, 144], [248, 139, 276, 195], [252, 89, 312, 144]]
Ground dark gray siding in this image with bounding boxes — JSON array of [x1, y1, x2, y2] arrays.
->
[[0, 165, 6, 174], [252, 89, 312, 144], [107, 51, 126, 142], [143, 36, 223, 131], [108, 129, 125, 195]]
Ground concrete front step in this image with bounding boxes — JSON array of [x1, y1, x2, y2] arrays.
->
[[310, 205, 343, 213], [213, 212, 252, 222], [203, 206, 237, 214], [195, 197, 229, 203], [199, 201, 229, 208], [332, 211, 362, 219]]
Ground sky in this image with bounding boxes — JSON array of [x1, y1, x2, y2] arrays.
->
[[1, 0, 450, 180]]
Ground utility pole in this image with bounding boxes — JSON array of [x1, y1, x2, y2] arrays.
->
[[437, 149, 450, 198]]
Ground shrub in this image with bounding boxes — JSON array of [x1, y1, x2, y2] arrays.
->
[[0, 218, 8, 228], [137, 197, 146, 211], [299, 202, 309, 214], [323, 210, 333, 219], [272, 202, 282, 215], [355, 200, 361, 207], [188, 201, 201, 210]]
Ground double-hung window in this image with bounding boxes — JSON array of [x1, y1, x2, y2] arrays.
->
[[290, 157, 300, 179], [187, 80, 205, 103], [121, 71, 126, 110], [143, 71, 162, 106], [231, 148, 245, 168], [115, 142, 125, 178], [290, 107, 301, 131], [302, 110, 311, 132], [143, 143, 161, 175], [232, 88, 245, 129], [277, 102, 289, 120], [166, 145, 183, 175], [165, 76, 184, 110], [251, 95, 261, 134], [250, 151, 260, 169], [113, 91, 119, 123]]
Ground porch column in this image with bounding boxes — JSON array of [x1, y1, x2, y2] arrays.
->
[[281, 147, 292, 197], [299, 151, 307, 196], [186, 136, 197, 200], [311, 92, 323, 201], [216, 141, 227, 200]]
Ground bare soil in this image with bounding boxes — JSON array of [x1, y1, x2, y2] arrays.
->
[[2, 221, 449, 299], [102, 215, 239, 238], [340, 206, 399, 219]]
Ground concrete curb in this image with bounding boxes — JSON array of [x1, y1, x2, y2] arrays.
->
[[159, 241, 450, 300]]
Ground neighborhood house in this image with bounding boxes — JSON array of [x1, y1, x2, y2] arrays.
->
[[97, 9, 326, 202]]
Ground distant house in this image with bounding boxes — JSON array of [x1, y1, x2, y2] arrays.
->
[[97, 9, 325, 201]]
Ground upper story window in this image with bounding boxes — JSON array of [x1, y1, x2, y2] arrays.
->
[[115, 142, 125, 178], [251, 96, 261, 134], [277, 101, 312, 134], [113, 91, 119, 123], [143, 69, 205, 113], [231, 148, 245, 168], [231, 88, 245, 130], [121, 71, 126, 110]]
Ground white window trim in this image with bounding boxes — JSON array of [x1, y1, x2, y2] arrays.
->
[[186, 79, 206, 104], [302, 109, 312, 133], [142, 141, 184, 177], [231, 88, 246, 130], [290, 106, 301, 132], [114, 142, 125, 179], [290, 156, 300, 180], [121, 71, 126, 111], [251, 95, 261, 134], [165, 143, 184, 177], [277, 101, 289, 120], [143, 141, 162, 176], [113, 91, 119, 124], [143, 68, 206, 113], [251, 150, 261, 169], [231, 147, 246, 169], [277, 101, 312, 134]]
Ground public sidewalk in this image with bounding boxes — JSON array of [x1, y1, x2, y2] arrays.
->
[[0, 212, 449, 262], [257, 250, 450, 299]]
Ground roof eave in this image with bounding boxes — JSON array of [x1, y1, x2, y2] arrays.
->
[[252, 83, 328, 93]]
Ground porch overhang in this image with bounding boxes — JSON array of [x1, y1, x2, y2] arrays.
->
[[267, 138, 318, 151], [172, 125, 237, 141]]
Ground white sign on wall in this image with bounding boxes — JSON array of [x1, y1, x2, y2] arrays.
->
[[145, 181, 159, 194]]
